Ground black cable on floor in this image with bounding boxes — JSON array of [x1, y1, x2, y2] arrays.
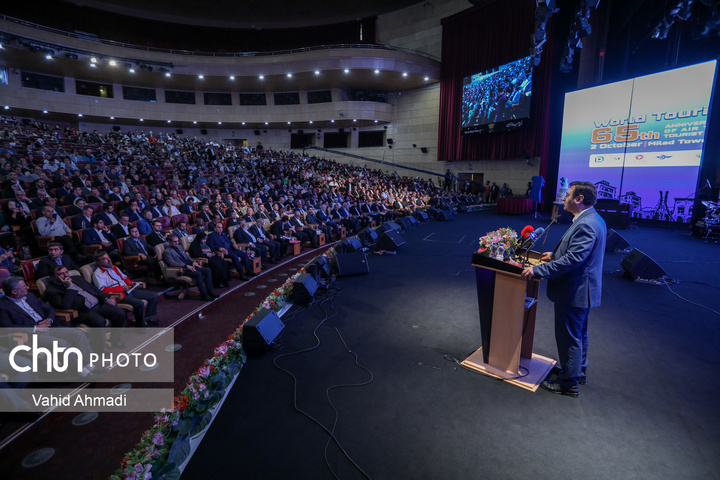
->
[[442, 354, 530, 380], [271, 280, 372, 480], [661, 280, 720, 317]]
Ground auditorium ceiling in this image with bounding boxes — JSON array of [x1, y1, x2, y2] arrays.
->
[[63, 0, 423, 29]]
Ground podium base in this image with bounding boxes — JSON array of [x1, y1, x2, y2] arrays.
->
[[461, 347, 556, 392]]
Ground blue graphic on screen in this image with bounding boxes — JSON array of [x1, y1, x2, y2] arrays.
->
[[557, 60, 717, 223]]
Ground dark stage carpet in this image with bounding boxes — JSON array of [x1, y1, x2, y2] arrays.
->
[[184, 210, 720, 480]]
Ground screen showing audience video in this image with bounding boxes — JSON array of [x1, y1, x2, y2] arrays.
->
[[461, 55, 534, 135]]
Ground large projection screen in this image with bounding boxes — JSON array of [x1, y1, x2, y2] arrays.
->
[[557, 60, 717, 223]]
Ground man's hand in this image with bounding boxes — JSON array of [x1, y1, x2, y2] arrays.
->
[[219, 248, 228, 254], [139, 253, 147, 260], [541, 252, 552, 262], [36, 319, 52, 332], [521, 266, 534, 280], [61, 277, 73, 287], [106, 298, 117, 306]]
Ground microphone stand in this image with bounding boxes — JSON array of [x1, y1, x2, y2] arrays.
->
[[520, 217, 557, 267]]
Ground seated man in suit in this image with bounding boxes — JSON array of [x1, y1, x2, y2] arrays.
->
[[123, 226, 162, 279], [0, 276, 105, 379], [233, 219, 271, 267], [162, 197, 181, 218], [34, 242, 80, 280], [92, 252, 159, 327], [82, 216, 119, 255], [162, 234, 218, 301], [255, 218, 287, 259], [145, 199, 164, 219], [111, 213, 132, 239], [72, 205, 95, 231], [123, 200, 144, 223], [137, 210, 154, 235], [289, 210, 319, 247], [146, 219, 168, 247], [207, 223, 253, 280], [316, 204, 341, 239], [43, 265, 127, 348], [97, 203, 120, 227], [306, 206, 334, 241], [172, 220, 192, 239]]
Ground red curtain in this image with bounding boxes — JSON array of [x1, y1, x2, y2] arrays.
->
[[438, 0, 555, 168]]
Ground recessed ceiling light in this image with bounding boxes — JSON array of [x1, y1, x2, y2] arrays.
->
[[218, 121, 222, 125], [229, 75, 235, 80], [45, 54, 53, 60], [78, 113, 83, 117], [90, 63, 97, 68], [198, 75, 204, 79], [259, 75, 264, 80], [140, 118, 144, 122], [309, 120, 313, 124], [165, 72, 171, 77], [374, 120, 378, 123], [42, 110, 48, 114], [167, 120, 171, 123], [353, 119, 357, 122], [314, 70, 320, 75], [374, 69, 380, 74], [424, 76, 430, 81], [110, 116, 115, 119], [403, 72, 408, 77], [3, 106, 9, 110], [90, 57, 97, 63], [193, 121, 197, 124], [287, 121, 291, 124], [129, 68, 135, 73], [109, 60, 117, 66], [330, 119, 335, 123], [242, 122, 246, 125], [287, 73, 293, 78], [265, 122, 269, 125], [344, 69, 350, 73]]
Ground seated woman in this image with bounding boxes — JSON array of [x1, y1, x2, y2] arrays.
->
[[188, 231, 231, 288]]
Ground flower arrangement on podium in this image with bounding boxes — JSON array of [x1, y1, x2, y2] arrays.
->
[[478, 227, 520, 259]]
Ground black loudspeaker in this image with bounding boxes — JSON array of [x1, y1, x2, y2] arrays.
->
[[339, 237, 363, 253], [112, 126, 121, 132], [334, 252, 369, 277], [420, 147, 428, 153], [380, 220, 402, 233], [415, 211, 430, 222], [435, 210, 454, 221], [200, 129, 208, 135], [387, 138, 394, 145], [254, 129, 261, 135], [376, 230, 406, 251], [176, 128, 183, 135], [305, 256, 331, 280], [397, 217, 413, 229], [358, 227, 379, 245], [291, 273, 318, 305], [606, 229, 631, 252], [243, 309, 285, 355], [621, 248, 666, 280], [408, 215, 418, 225]]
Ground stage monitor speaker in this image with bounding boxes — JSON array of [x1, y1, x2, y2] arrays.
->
[[376, 230, 406, 251], [242, 309, 284, 355], [606, 229, 631, 252], [358, 227, 379, 246], [621, 248, 666, 280], [340, 237, 363, 253], [305, 256, 331, 280], [415, 211, 430, 222], [397, 217, 413, 229], [435, 210, 454, 221], [334, 252, 369, 277], [408, 215, 418, 225], [379, 220, 402, 233], [291, 273, 318, 305]]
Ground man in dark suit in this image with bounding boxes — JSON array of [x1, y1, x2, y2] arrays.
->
[[0, 276, 103, 379], [145, 199, 164, 219], [162, 234, 218, 301], [172, 220, 192, 239], [249, 218, 282, 262], [207, 223, 253, 279], [289, 210, 319, 247], [123, 226, 162, 279], [522, 181, 607, 398], [305, 207, 334, 241], [43, 265, 126, 347], [34, 242, 80, 280], [233, 219, 271, 266], [82, 217, 119, 254], [97, 203, 120, 227], [316, 204, 341, 239], [72, 205, 95, 230], [111, 213, 132, 239], [146, 219, 168, 247]]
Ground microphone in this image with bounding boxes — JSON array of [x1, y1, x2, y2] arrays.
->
[[520, 225, 534, 238], [522, 227, 545, 247]]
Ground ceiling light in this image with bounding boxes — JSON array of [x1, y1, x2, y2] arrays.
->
[[218, 121, 222, 125], [229, 76, 235, 80], [309, 120, 313, 124], [140, 118, 144, 122], [259, 75, 264, 80], [344, 69, 350, 73], [241, 122, 246, 125], [3, 106, 9, 110], [129, 68, 135, 73], [314, 70, 320, 75], [45, 54, 53, 60], [78, 113, 83, 117], [198, 75, 204, 79], [90, 63, 97, 68], [265, 122, 268, 125], [90, 57, 97, 63], [287, 73, 293, 78], [167, 120, 171, 123], [331, 119, 335, 123], [424, 76, 430, 81], [109, 60, 117, 66], [42, 110, 48, 114], [403, 72, 408, 77], [353, 119, 357, 122], [193, 121, 197, 124], [374, 120, 378, 123], [110, 116, 115, 119], [287, 121, 291, 124], [374, 69, 380, 74]]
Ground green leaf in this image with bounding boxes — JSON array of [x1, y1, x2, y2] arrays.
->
[[190, 411, 214, 436]]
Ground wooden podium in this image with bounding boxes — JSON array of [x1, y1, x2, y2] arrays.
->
[[462, 252, 555, 392]]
